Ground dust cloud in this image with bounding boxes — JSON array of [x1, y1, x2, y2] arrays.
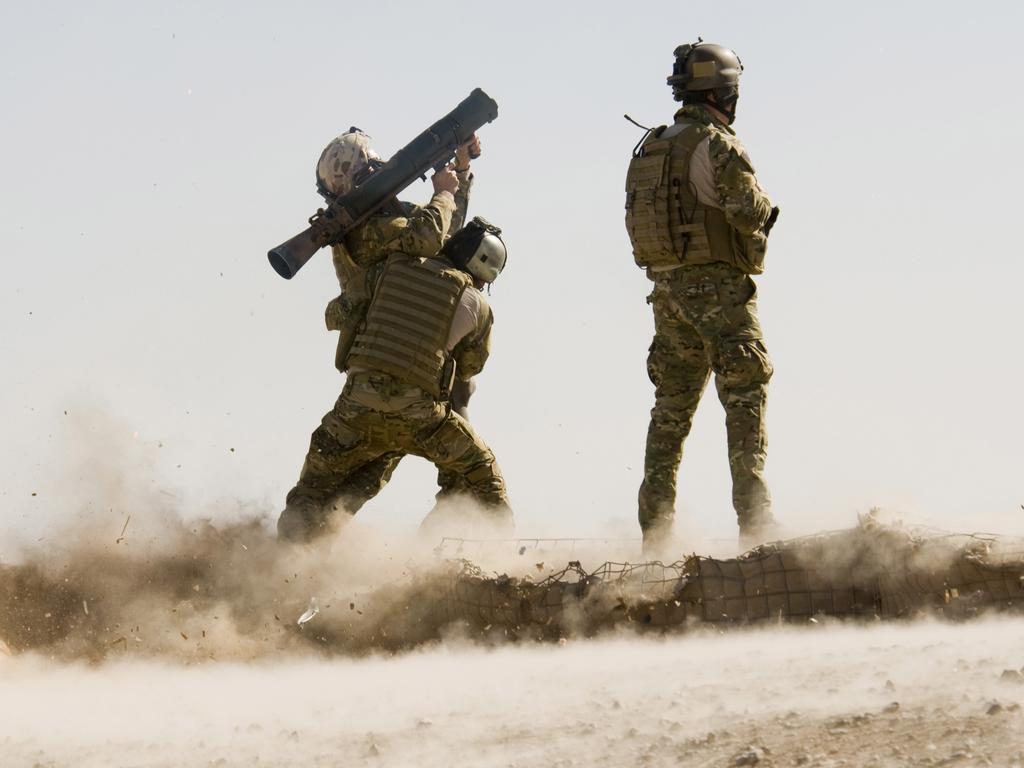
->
[[0, 465, 650, 661], [3, 408, 1024, 766], [0, 407, 643, 662], [0, 405, 475, 659]]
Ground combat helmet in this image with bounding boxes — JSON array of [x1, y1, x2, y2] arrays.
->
[[315, 127, 382, 198], [442, 217, 507, 284], [667, 39, 744, 122]]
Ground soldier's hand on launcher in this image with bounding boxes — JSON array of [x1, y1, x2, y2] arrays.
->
[[432, 166, 460, 196], [455, 133, 482, 171]]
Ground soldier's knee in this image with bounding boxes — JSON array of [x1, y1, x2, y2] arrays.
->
[[416, 414, 486, 465], [649, 399, 700, 431], [719, 338, 773, 388], [309, 416, 362, 460], [416, 415, 508, 506], [463, 459, 508, 503], [647, 335, 707, 386]]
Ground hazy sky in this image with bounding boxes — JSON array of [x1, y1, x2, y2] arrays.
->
[[3, 0, 1023, 545]]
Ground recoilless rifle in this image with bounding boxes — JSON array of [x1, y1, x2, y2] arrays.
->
[[268, 88, 499, 279]]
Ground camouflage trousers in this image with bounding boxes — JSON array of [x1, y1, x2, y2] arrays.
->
[[278, 372, 511, 542], [310, 379, 475, 521], [324, 451, 471, 522], [639, 262, 774, 539]]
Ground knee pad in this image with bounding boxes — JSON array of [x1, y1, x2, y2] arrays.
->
[[416, 415, 491, 464]]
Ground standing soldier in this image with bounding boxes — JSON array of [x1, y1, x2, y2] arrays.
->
[[306, 127, 480, 521], [278, 217, 512, 543], [625, 40, 781, 552]]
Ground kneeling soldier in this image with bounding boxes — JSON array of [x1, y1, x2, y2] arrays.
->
[[277, 218, 512, 542]]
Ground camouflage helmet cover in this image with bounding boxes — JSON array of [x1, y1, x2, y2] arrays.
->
[[315, 127, 380, 197], [667, 41, 743, 95]]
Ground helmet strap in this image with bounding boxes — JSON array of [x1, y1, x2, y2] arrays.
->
[[687, 89, 738, 125], [713, 87, 739, 124]]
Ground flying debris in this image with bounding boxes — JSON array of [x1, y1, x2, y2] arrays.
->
[[297, 597, 319, 627]]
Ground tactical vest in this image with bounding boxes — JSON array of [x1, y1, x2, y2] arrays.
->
[[624, 121, 766, 275], [345, 256, 471, 398]]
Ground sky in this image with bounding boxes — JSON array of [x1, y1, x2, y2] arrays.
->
[[2, 0, 1023, 547]]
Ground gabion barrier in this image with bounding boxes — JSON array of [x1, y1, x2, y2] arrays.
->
[[442, 525, 1024, 634]]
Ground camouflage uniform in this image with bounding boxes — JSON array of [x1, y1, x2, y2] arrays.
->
[[626, 104, 778, 542], [327, 177, 473, 367], [279, 253, 509, 543], [320, 179, 474, 514]]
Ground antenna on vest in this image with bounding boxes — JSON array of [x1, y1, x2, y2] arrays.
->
[[623, 114, 651, 131], [624, 114, 655, 157]]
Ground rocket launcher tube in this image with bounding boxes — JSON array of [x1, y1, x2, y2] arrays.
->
[[268, 88, 499, 280]]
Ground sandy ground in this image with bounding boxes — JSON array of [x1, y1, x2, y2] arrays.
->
[[2, 618, 1023, 767]]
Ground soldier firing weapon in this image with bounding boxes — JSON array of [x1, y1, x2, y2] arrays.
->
[[268, 88, 499, 279]]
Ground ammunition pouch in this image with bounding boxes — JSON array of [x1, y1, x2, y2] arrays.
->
[[324, 295, 345, 331], [324, 292, 369, 373], [731, 228, 768, 276], [727, 206, 778, 276]]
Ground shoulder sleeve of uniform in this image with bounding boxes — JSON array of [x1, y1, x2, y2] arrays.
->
[[345, 195, 455, 266], [687, 133, 719, 208], [453, 294, 492, 380], [397, 192, 455, 257], [707, 129, 775, 236]]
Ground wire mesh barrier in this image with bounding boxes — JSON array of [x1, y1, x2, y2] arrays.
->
[[3, 522, 1023, 657], [445, 560, 691, 635], [440, 525, 1024, 634]]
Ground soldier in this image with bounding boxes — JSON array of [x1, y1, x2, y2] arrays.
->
[[277, 217, 512, 543], [311, 127, 480, 519], [625, 40, 781, 552]]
